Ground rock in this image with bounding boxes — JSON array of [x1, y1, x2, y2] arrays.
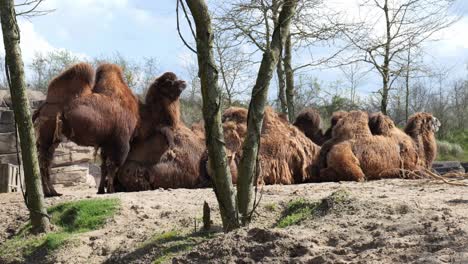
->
[[3, 89, 45, 108], [0, 110, 15, 133], [461, 162, 468, 173], [432, 161, 465, 174], [52, 141, 96, 167], [0, 153, 21, 165], [50, 164, 90, 187], [0, 132, 19, 154], [85, 174, 96, 188]]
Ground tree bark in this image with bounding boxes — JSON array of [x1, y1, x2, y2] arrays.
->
[[284, 34, 295, 121], [381, 0, 390, 115], [276, 55, 288, 115], [0, 0, 49, 233], [405, 46, 411, 121], [237, 0, 297, 225], [185, 0, 239, 232]]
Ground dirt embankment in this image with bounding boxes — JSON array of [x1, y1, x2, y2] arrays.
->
[[1, 179, 468, 264]]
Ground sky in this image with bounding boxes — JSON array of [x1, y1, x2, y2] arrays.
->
[[3, 0, 468, 98]]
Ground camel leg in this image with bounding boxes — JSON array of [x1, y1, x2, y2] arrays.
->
[[106, 162, 118, 193], [320, 143, 365, 182], [98, 152, 107, 194], [101, 139, 130, 194], [38, 142, 62, 197]]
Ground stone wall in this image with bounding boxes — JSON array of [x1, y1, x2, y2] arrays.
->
[[0, 89, 98, 188]]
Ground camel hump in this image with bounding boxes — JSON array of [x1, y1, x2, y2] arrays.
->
[[93, 63, 131, 95], [46, 62, 95, 103]]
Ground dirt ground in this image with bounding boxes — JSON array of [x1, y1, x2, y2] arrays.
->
[[1, 178, 468, 264]]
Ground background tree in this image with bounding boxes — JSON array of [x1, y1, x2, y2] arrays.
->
[[236, 0, 297, 224], [214, 0, 342, 121], [343, 0, 458, 114], [184, 0, 239, 231], [0, 0, 49, 233]]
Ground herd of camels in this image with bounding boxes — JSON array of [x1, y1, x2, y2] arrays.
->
[[32, 63, 441, 197]]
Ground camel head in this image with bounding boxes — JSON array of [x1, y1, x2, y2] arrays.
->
[[147, 72, 186, 103], [405, 112, 441, 136], [222, 107, 248, 124], [294, 108, 321, 130], [368, 112, 395, 136]]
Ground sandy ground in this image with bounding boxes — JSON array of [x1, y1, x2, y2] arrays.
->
[[1, 178, 468, 264]]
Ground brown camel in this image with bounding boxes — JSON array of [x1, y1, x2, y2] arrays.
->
[[404, 112, 440, 169], [33, 63, 139, 196], [116, 72, 207, 191], [319, 111, 440, 182], [219, 106, 321, 185], [319, 111, 405, 181]]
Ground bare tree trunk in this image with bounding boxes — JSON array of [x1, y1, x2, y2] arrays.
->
[[405, 46, 411, 121], [284, 34, 295, 121], [276, 55, 288, 115], [185, 0, 239, 232], [381, 0, 391, 115], [0, 0, 49, 233], [237, 0, 297, 225]]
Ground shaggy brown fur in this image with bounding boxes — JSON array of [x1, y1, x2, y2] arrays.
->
[[404, 112, 440, 169], [220, 107, 321, 185], [34, 63, 139, 196], [293, 108, 326, 145], [33, 63, 95, 197], [116, 73, 207, 191], [316, 111, 350, 172], [319, 111, 409, 181], [368, 112, 420, 172], [63, 63, 139, 194]]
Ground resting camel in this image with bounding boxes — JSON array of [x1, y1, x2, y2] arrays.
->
[[219, 107, 321, 185], [116, 72, 206, 191], [33, 63, 139, 196], [318, 111, 440, 182]]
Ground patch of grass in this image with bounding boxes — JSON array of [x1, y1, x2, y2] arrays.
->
[[48, 198, 120, 233], [264, 203, 277, 212], [0, 198, 120, 263], [134, 230, 216, 264], [276, 189, 352, 228]]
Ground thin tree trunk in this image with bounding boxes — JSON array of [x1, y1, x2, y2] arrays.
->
[[405, 46, 411, 121], [272, 1, 287, 116], [276, 55, 287, 115], [185, 0, 239, 232], [284, 34, 295, 121], [0, 0, 49, 233], [237, 0, 297, 225], [381, 0, 390, 115]]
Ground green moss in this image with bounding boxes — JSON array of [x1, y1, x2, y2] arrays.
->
[[264, 203, 277, 212], [276, 189, 352, 228], [276, 199, 319, 228], [0, 198, 120, 263], [134, 230, 216, 264], [48, 198, 120, 233]]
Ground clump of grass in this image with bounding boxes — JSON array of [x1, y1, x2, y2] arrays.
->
[[0, 198, 120, 263], [264, 203, 277, 212], [136, 230, 216, 264], [276, 189, 352, 228]]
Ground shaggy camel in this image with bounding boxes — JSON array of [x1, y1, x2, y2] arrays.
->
[[319, 111, 406, 181], [319, 111, 440, 182], [293, 108, 325, 145], [34, 63, 139, 196], [116, 72, 207, 191], [404, 112, 440, 169], [220, 106, 321, 185], [294, 109, 348, 146]]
